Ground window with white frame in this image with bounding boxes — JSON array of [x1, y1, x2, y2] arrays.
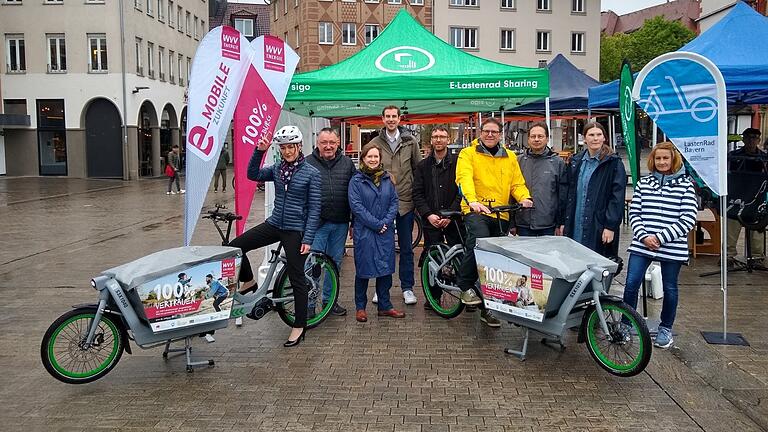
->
[[571, 32, 585, 53], [186, 57, 191, 85], [501, 0, 515, 9], [319, 22, 333, 45], [234, 18, 254, 37], [364, 0, 378, 3], [5, 35, 26, 73], [364, 24, 379, 45], [449, 0, 477, 6], [44, 0, 63, 3], [168, 0, 174, 27], [295, 0, 298, 7], [146, 0, 153, 16], [450, 27, 478, 49], [536, 30, 551, 52], [134, 0, 141, 10], [88, 34, 108, 72], [177, 6, 183, 33], [193, 16, 199, 39], [284, 0, 288, 13], [157, 0, 164, 21], [284, 31, 289, 45], [47, 34, 66, 72], [342, 23, 356, 45], [500, 29, 515, 51], [177, 53, 183, 85], [411, 0, 424, 5], [185, 12, 191, 36], [388, 0, 401, 4], [201, 20, 206, 36], [4, 0, 23, 3], [537, 0, 550, 11], [168, 49, 175, 83], [147, 42, 154, 78], [572, 0, 585, 13], [135, 38, 143, 75], [295, 27, 300, 47], [158, 46, 165, 80]]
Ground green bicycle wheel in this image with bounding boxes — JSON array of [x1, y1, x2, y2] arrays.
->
[[274, 252, 339, 329], [41, 308, 125, 384], [421, 244, 464, 319], [583, 299, 652, 377]]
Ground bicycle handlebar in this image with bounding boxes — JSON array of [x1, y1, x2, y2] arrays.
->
[[203, 208, 242, 222]]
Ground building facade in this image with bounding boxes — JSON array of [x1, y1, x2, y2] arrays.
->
[[270, 0, 433, 73], [433, 0, 600, 79], [0, 0, 207, 179]]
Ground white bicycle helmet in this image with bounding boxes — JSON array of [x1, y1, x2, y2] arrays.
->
[[272, 125, 303, 145]]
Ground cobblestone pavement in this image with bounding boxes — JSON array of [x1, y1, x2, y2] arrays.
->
[[0, 176, 766, 432]]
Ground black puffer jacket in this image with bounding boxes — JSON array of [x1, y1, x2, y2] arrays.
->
[[306, 148, 357, 223], [413, 151, 461, 220]]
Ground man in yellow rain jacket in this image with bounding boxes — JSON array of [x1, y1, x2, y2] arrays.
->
[[455, 117, 533, 327]]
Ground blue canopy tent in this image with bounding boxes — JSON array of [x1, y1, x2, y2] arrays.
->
[[513, 54, 600, 112], [588, 1, 768, 109]]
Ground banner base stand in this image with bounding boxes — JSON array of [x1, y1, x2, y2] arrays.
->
[[700, 331, 749, 346]]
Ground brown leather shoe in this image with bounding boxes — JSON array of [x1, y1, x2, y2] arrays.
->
[[377, 309, 405, 318], [356, 310, 368, 322]]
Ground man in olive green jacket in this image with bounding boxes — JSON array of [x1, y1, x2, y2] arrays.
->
[[366, 105, 422, 306]]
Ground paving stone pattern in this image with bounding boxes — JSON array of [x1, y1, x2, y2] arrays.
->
[[0, 176, 765, 432]]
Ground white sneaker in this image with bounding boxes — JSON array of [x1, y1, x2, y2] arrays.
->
[[180, 189, 186, 194], [169, 191, 177, 195], [166, 191, 172, 195], [235, 317, 243, 327], [372, 293, 378, 304], [403, 290, 417, 305], [204, 334, 215, 343]]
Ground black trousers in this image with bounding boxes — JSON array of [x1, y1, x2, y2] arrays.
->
[[457, 213, 510, 294], [229, 222, 309, 328]]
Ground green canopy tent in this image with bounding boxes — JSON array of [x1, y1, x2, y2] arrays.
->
[[283, 10, 549, 117]]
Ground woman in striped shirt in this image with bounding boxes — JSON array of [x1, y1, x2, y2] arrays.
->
[[623, 142, 698, 349]]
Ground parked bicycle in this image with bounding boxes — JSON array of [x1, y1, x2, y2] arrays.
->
[[40, 205, 339, 384]]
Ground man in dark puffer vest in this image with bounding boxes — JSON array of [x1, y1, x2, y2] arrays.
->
[[306, 127, 357, 316]]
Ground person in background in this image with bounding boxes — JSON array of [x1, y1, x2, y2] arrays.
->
[[348, 143, 405, 323], [166, 144, 185, 195], [366, 105, 422, 306], [564, 122, 626, 258], [305, 127, 357, 316], [513, 122, 568, 237], [622, 142, 697, 349], [213, 143, 230, 193]]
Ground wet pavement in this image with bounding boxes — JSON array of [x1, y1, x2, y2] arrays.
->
[[0, 175, 766, 432]]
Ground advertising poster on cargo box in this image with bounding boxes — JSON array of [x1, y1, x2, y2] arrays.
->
[[135, 257, 241, 332], [475, 249, 553, 322]]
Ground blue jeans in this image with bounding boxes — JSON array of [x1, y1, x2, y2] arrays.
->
[[396, 211, 415, 292], [311, 221, 349, 304], [622, 253, 681, 330], [517, 226, 555, 237], [355, 275, 393, 311]]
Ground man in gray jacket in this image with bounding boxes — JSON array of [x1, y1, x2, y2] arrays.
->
[[366, 105, 422, 305], [513, 122, 568, 236]]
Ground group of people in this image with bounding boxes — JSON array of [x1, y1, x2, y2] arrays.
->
[[224, 104, 709, 351]]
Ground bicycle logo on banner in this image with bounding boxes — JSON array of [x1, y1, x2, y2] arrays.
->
[[637, 75, 717, 123]]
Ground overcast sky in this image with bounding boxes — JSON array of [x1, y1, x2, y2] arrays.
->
[[601, 0, 670, 14]]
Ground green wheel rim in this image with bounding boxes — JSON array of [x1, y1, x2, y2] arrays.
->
[[48, 313, 120, 379], [282, 257, 338, 326], [421, 250, 461, 316], [587, 304, 644, 372]]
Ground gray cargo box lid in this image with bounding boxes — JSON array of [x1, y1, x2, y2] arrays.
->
[[103, 246, 242, 290], [475, 236, 618, 282]]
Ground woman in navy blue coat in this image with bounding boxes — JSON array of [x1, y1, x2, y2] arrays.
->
[[348, 143, 406, 323]]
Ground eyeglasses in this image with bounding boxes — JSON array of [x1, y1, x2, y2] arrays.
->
[[431, 135, 449, 140], [317, 140, 338, 146], [481, 130, 500, 135]]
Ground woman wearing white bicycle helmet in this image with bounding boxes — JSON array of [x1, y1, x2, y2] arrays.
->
[[229, 125, 321, 347]]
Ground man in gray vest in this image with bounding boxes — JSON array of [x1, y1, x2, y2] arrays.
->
[[306, 128, 357, 315], [366, 105, 422, 305]]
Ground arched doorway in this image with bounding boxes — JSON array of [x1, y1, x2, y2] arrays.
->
[[138, 101, 158, 177], [85, 98, 123, 178], [160, 104, 178, 170]]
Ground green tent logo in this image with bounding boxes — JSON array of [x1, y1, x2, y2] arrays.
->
[[375, 46, 435, 74]]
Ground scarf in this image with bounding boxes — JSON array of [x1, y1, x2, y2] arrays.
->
[[359, 163, 385, 187], [279, 152, 305, 186]]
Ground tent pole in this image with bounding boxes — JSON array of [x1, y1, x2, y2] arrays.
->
[[341, 120, 346, 150], [721, 195, 728, 339], [573, 120, 577, 151], [652, 122, 658, 148], [610, 115, 616, 150], [501, 110, 505, 147], [587, 108, 591, 122], [545, 97, 551, 133]]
